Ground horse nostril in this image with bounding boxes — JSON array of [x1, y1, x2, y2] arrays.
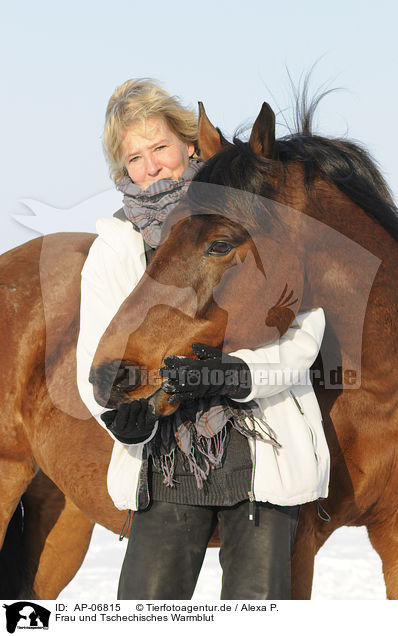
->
[[115, 366, 129, 383], [115, 363, 141, 391], [90, 360, 143, 408]]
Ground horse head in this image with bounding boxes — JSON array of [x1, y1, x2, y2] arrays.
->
[[90, 103, 314, 416]]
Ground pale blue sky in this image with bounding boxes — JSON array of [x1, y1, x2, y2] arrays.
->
[[1, 0, 398, 252]]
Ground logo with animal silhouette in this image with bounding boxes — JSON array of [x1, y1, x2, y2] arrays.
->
[[2, 602, 50, 633]]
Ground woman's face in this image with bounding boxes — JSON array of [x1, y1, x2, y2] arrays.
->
[[122, 116, 195, 190]]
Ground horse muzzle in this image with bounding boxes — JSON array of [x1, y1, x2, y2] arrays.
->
[[89, 358, 179, 417], [89, 359, 143, 408]]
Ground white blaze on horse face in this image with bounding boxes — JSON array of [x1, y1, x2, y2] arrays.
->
[[122, 117, 194, 190]]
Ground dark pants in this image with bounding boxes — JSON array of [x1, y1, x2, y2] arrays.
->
[[118, 500, 300, 600]]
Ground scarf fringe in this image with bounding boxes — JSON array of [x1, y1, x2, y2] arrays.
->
[[149, 400, 281, 490], [226, 406, 281, 450], [157, 450, 176, 488]]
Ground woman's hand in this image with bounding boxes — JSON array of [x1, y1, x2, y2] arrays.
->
[[160, 343, 252, 402], [101, 398, 157, 444]]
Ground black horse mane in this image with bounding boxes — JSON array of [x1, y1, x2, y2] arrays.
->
[[277, 133, 398, 240], [194, 99, 398, 241]]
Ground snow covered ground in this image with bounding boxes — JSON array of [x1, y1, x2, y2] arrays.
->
[[59, 523, 385, 600]]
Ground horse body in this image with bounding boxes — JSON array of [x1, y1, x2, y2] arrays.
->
[[1, 101, 397, 599], [275, 167, 398, 596], [0, 235, 128, 598]]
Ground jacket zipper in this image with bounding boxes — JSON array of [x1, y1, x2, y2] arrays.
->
[[248, 437, 257, 521], [136, 446, 150, 511]]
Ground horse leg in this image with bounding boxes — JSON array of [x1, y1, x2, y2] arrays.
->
[[367, 519, 398, 599], [32, 497, 94, 599], [291, 502, 335, 599], [20, 471, 94, 600], [0, 457, 37, 598], [0, 458, 36, 547], [291, 504, 317, 599]]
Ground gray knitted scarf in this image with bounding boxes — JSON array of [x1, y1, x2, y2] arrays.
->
[[118, 158, 202, 248]]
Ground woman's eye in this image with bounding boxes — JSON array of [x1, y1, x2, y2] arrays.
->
[[207, 241, 234, 255], [155, 145, 167, 151], [129, 156, 140, 163]]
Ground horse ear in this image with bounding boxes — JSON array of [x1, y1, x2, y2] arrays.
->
[[249, 102, 278, 159], [198, 102, 229, 160]]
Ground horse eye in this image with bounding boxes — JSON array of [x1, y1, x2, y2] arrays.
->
[[207, 241, 234, 255]]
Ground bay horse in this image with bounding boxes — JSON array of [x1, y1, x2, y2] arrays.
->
[[0, 98, 397, 599]]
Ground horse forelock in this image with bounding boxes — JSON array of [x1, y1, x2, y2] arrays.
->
[[193, 142, 278, 199], [184, 147, 288, 241]]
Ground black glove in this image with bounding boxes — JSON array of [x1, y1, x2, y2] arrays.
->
[[100, 398, 157, 444], [159, 343, 252, 403]]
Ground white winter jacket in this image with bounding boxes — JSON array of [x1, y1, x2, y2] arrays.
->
[[76, 217, 330, 511]]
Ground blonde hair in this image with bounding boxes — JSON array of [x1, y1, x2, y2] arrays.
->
[[104, 78, 198, 185]]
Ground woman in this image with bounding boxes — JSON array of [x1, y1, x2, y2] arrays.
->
[[76, 78, 329, 600]]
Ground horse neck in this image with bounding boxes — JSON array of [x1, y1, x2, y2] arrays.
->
[[296, 180, 398, 385]]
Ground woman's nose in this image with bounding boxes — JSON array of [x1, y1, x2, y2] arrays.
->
[[145, 153, 161, 176]]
